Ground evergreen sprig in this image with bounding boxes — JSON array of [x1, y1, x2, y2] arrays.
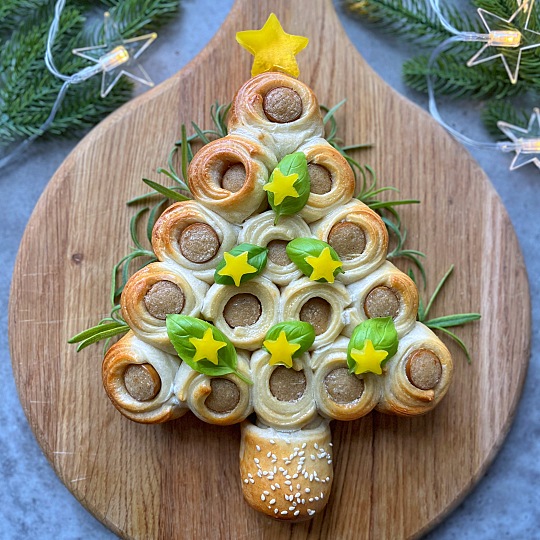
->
[[346, 0, 540, 132], [0, 0, 180, 146]]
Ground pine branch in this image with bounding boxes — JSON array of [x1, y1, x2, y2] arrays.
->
[[346, 0, 482, 47], [481, 101, 531, 136], [403, 52, 526, 99], [0, 0, 51, 35]]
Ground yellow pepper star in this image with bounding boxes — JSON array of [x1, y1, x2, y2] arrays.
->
[[189, 328, 227, 365], [263, 169, 299, 206], [236, 13, 309, 78], [305, 247, 343, 283], [217, 251, 257, 287], [350, 339, 388, 375], [263, 330, 301, 368]]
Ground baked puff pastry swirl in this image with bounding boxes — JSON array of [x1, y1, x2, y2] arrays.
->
[[345, 261, 419, 338], [311, 199, 389, 284], [296, 139, 356, 223], [202, 276, 280, 351], [251, 350, 317, 430], [152, 200, 238, 284], [280, 277, 351, 350], [311, 337, 382, 421], [228, 72, 324, 160], [187, 135, 276, 224], [102, 332, 186, 423], [239, 419, 333, 522], [237, 210, 311, 286], [173, 351, 253, 425], [121, 261, 209, 354], [377, 322, 453, 416]]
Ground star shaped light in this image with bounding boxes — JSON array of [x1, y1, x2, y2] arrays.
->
[[217, 251, 257, 287], [236, 13, 309, 77], [189, 328, 227, 365], [498, 107, 540, 171], [263, 331, 301, 368], [349, 340, 388, 375], [73, 11, 157, 97], [263, 169, 300, 205], [467, 1, 540, 84], [305, 247, 343, 283]]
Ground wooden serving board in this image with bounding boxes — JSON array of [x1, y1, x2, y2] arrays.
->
[[9, 1, 531, 538]]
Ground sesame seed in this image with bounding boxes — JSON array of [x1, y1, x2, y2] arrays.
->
[[274, 509, 278, 514], [248, 473, 253, 478], [285, 439, 291, 444], [296, 484, 301, 490], [281, 511, 288, 515], [305, 488, 311, 493], [289, 506, 295, 511], [256, 445, 261, 452], [298, 451, 305, 457], [327, 460, 332, 464], [314, 443, 319, 449], [275, 483, 280, 489], [285, 494, 290, 501], [263, 471, 268, 476], [244, 479, 248, 484], [326, 477, 330, 482], [284, 480, 292, 485], [293, 473, 299, 479], [271, 485, 275, 491], [294, 447, 299, 452], [309, 497, 314, 502], [254, 458, 260, 464], [279, 467, 285, 472], [309, 474, 313, 481], [264, 491, 270, 495], [320, 492, 324, 499], [311, 455, 316, 460], [304, 472, 309, 479], [257, 471, 262, 477], [267, 451, 272, 458], [315, 496, 319, 501], [261, 494, 266, 501], [268, 475, 274, 481], [284, 460, 291, 465], [329, 443, 333, 446], [272, 454, 277, 460], [301, 442, 307, 449], [270, 499, 276, 505], [270, 439, 275, 444], [308, 509, 315, 516], [294, 510, 300, 516], [301, 499, 305, 505]]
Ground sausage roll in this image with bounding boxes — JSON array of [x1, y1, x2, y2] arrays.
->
[[376, 322, 453, 416], [251, 350, 317, 430], [310, 199, 389, 284], [344, 261, 419, 338], [121, 261, 209, 354], [202, 276, 280, 351], [311, 337, 382, 421], [228, 72, 324, 160], [187, 135, 276, 224], [102, 331, 186, 423], [239, 418, 333, 521], [173, 351, 253, 425], [152, 200, 239, 283], [238, 210, 311, 286]]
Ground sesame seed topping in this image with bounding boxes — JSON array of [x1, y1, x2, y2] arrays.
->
[[254, 458, 260, 464], [298, 451, 305, 457], [294, 447, 299, 452], [244, 479, 248, 484], [267, 451, 272, 458], [271, 485, 275, 491], [293, 473, 299, 479], [314, 443, 319, 449], [309, 474, 313, 481], [274, 509, 278, 514], [297, 484, 301, 490], [301, 499, 305, 505], [315, 496, 319, 501], [294, 510, 300, 516], [304, 472, 309, 478], [311, 455, 316, 460], [270, 439, 275, 444], [279, 467, 285, 472], [329, 443, 333, 447], [289, 506, 295, 511], [326, 476, 330, 482], [320, 492, 324, 498], [248, 473, 253, 478], [285, 439, 291, 444], [272, 454, 277, 460], [305, 487, 311, 493], [256, 445, 261, 451], [309, 497, 314, 502], [249, 478, 254, 484], [308, 509, 315, 516], [263, 471, 268, 476], [257, 471, 262, 477], [270, 499, 276, 505], [264, 491, 270, 495], [284, 480, 292, 486], [275, 483, 280, 489], [261, 494, 266, 501], [281, 511, 288, 515], [302, 442, 307, 449]]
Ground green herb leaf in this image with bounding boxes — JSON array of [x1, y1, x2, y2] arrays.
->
[[214, 243, 268, 286], [265, 152, 310, 224], [166, 315, 252, 384], [286, 237, 343, 282], [346, 317, 399, 373], [263, 321, 316, 360]]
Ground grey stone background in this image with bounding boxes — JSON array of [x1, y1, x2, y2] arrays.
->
[[1, 1, 538, 538]]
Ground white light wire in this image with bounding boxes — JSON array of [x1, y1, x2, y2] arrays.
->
[[0, 0, 102, 169]]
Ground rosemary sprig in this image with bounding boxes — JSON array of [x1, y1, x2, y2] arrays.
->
[[410, 265, 481, 363]]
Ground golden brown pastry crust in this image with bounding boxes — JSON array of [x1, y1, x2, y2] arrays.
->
[[239, 419, 333, 522], [344, 261, 419, 338], [296, 139, 356, 223], [102, 331, 186, 423], [251, 351, 317, 430], [121, 261, 209, 354], [376, 322, 453, 416], [173, 351, 253, 425], [311, 199, 389, 284], [152, 200, 239, 283], [187, 135, 276, 224], [228, 72, 324, 160], [311, 337, 382, 421]]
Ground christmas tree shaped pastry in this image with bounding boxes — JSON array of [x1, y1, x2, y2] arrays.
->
[[101, 14, 453, 521]]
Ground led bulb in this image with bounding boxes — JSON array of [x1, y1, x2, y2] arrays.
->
[[519, 138, 540, 154], [487, 30, 521, 47], [99, 46, 130, 72]]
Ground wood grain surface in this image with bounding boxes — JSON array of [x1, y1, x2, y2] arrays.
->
[[9, 0, 531, 538]]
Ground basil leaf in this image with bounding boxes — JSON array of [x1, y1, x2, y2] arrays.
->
[[264, 321, 316, 358], [166, 315, 252, 384], [286, 237, 343, 282], [347, 317, 399, 373], [266, 152, 310, 224], [214, 243, 268, 286]]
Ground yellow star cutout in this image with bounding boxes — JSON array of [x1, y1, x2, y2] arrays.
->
[[350, 339, 388, 375], [189, 328, 227, 365], [263, 169, 299, 206], [236, 13, 309, 77], [217, 251, 257, 287], [263, 330, 301, 368], [305, 247, 343, 283]]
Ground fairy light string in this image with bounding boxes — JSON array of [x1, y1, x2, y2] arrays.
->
[[0, 0, 156, 170], [427, 0, 540, 171]]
